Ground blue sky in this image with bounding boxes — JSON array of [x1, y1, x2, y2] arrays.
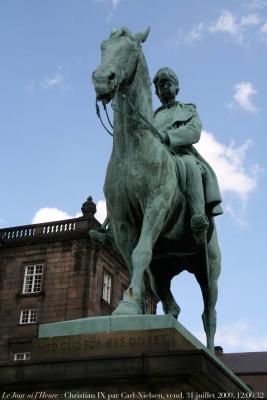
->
[[1, 0, 267, 352]]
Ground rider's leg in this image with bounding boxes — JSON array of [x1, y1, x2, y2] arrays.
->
[[182, 155, 208, 244]]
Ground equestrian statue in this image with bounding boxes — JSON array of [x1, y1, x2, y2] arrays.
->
[[91, 27, 222, 352]]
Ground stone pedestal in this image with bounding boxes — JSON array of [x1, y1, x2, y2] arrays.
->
[[0, 315, 250, 397]]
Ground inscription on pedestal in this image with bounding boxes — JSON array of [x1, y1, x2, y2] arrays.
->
[[32, 328, 193, 360]]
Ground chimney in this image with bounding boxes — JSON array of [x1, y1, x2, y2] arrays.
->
[[215, 346, 224, 357]]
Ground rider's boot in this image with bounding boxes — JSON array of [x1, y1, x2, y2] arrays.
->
[[184, 157, 209, 244]]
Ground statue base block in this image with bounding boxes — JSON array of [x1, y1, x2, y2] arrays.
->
[[0, 315, 250, 395]]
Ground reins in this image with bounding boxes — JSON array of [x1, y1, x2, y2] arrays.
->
[[95, 44, 162, 141], [95, 91, 162, 140], [95, 100, 114, 137]]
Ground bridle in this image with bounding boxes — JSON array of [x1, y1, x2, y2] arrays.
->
[[95, 38, 161, 140]]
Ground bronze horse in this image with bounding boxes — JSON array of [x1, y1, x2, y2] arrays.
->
[[92, 27, 221, 351]]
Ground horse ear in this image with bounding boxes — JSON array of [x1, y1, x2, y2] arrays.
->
[[134, 27, 150, 44]]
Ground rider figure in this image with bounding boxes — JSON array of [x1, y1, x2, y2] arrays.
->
[[91, 67, 222, 246], [153, 67, 222, 244]]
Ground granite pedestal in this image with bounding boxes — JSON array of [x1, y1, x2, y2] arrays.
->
[[0, 315, 251, 397]]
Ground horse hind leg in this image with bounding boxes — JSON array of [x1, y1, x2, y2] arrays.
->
[[161, 281, 181, 319], [201, 285, 217, 352], [196, 271, 217, 352], [196, 227, 221, 352], [150, 262, 181, 319]]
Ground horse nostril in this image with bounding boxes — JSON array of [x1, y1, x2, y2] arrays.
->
[[108, 72, 116, 81]]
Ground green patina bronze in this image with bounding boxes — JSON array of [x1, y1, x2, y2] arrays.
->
[[91, 27, 222, 352]]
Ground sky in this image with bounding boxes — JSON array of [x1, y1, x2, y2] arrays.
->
[[1, 0, 267, 353]]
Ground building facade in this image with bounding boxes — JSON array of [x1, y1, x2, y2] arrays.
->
[[0, 197, 157, 363]]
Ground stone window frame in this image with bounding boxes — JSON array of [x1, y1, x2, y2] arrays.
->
[[19, 308, 38, 325], [14, 352, 31, 361], [101, 270, 113, 305], [20, 262, 46, 296]]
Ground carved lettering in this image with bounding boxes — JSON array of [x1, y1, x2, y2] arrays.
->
[[33, 332, 173, 359]]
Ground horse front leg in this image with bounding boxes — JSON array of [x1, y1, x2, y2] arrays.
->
[[109, 218, 141, 316], [123, 206, 167, 314]]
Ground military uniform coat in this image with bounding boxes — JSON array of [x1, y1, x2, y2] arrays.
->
[[153, 101, 223, 216]]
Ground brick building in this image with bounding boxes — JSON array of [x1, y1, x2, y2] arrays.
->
[[0, 197, 157, 363]]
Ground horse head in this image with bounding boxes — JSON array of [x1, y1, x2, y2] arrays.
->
[[92, 27, 150, 104]]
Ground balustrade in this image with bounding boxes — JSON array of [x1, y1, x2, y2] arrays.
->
[[1, 219, 81, 242]]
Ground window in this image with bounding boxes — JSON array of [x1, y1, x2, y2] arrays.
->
[[22, 264, 44, 294], [102, 272, 112, 304], [19, 309, 38, 324], [14, 352, 31, 361]]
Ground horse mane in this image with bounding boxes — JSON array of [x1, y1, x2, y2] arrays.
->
[[110, 27, 132, 39]]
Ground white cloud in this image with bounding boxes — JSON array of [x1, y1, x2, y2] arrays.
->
[[176, 23, 204, 44], [107, 0, 122, 21], [245, 0, 267, 9], [208, 10, 260, 43], [195, 130, 260, 226], [260, 20, 267, 41], [92, 0, 121, 9], [216, 321, 267, 351], [31, 207, 82, 224], [41, 74, 63, 90], [40, 66, 69, 92], [240, 13, 261, 26], [175, 10, 261, 46], [95, 200, 107, 223], [195, 320, 267, 351], [224, 203, 248, 228], [195, 131, 257, 198], [209, 10, 240, 38], [111, 0, 121, 11], [230, 81, 258, 112], [31, 201, 106, 225]]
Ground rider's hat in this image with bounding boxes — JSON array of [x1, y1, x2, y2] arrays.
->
[[153, 67, 179, 88]]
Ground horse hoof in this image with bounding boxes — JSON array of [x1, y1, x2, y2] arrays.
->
[[163, 304, 180, 320], [112, 299, 142, 316]]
